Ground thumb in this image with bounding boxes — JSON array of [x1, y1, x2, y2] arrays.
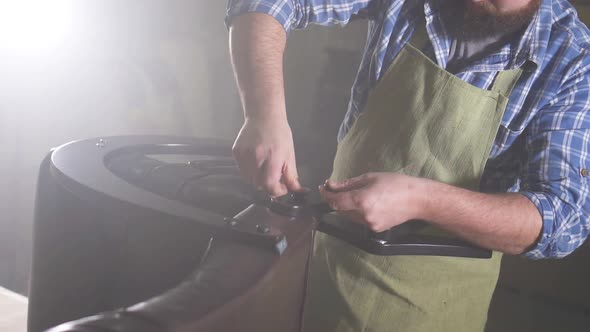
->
[[259, 159, 287, 196], [282, 156, 302, 192], [325, 174, 369, 192]]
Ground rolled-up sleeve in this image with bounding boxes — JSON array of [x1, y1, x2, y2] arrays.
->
[[521, 66, 590, 259], [225, 0, 379, 33]]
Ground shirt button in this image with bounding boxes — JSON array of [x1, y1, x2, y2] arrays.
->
[[558, 235, 572, 252], [581, 169, 590, 177]]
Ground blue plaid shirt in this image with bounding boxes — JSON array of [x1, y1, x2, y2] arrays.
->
[[226, 0, 590, 259]]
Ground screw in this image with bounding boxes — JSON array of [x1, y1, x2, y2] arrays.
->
[[96, 139, 107, 148], [224, 217, 239, 227], [256, 224, 270, 234]]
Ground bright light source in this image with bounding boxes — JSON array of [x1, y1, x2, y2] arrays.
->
[[0, 0, 74, 53]]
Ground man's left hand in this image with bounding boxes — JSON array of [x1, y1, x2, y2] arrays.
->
[[319, 172, 426, 232]]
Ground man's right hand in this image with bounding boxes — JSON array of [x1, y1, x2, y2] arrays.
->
[[229, 13, 302, 197], [232, 115, 302, 197]]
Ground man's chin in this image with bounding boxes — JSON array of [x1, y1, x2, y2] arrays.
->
[[466, 0, 500, 17], [460, 0, 540, 38]]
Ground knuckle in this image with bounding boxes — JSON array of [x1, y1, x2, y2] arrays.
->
[[364, 213, 376, 226], [354, 193, 371, 212], [329, 201, 339, 211], [367, 222, 381, 233], [364, 213, 385, 233], [253, 146, 267, 159], [262, 177, 276, 189], [263, 178, 284, 194], [360, 201, 372, 214], [351, 192, 363, 205], [269, 184, 287, 197]]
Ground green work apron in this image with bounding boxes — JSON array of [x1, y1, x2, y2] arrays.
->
[[303, 21, 523, 332]]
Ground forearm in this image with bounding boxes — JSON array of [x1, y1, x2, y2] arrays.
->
[[229, 13, 287, 121], [418, 179, 543, 255]]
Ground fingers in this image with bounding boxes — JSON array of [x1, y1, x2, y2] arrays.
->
[[259, 159, 287, 196], [282, 153, 303, 192], [231, 119, 301, 197], [320, 179, 386, 232], [234, 147, 301, 197], [325, 174, 370, 192], [321, 173, 411, 233], [340, 210, 366, 225], [320, 187, 382, 230], [232, 145, 263, 187], [319, 184, 363, 211], [232, 138, 285, 195]]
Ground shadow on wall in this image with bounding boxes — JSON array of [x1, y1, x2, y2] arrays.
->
[[0, 1, 367, 294]]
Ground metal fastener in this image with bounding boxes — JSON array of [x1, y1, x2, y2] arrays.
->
[[581, 168, 589, 177], [96, 139, 107, 148], [256, 224, 270, 234], [224, 217, 239, 227]]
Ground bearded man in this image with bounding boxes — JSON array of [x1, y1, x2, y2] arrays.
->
[[226, 0, 590, 331]]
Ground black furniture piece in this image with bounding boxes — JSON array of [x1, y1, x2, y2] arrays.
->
[[28, 136, 490, 332]]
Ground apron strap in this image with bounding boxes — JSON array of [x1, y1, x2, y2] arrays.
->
[[490, 68, 524, 98], [410, 18, 524, 99], [408, 5, 524, 99], [409, 16, 429, 49]]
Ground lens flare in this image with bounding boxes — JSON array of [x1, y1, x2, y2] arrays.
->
[[0, 0, 74, 53]]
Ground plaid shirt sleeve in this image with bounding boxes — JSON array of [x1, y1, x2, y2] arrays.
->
[[521, 65, 590, 259], [225, 0, 379, 32]]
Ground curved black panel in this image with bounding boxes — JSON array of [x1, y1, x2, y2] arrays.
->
[[49, 136, 286, 254]]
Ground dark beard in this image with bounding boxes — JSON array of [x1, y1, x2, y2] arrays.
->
[[457, 0, 541, 39]]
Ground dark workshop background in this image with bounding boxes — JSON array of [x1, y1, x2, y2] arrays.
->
[[1, 1, 590, 331], [0, 0, 366, 295]]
